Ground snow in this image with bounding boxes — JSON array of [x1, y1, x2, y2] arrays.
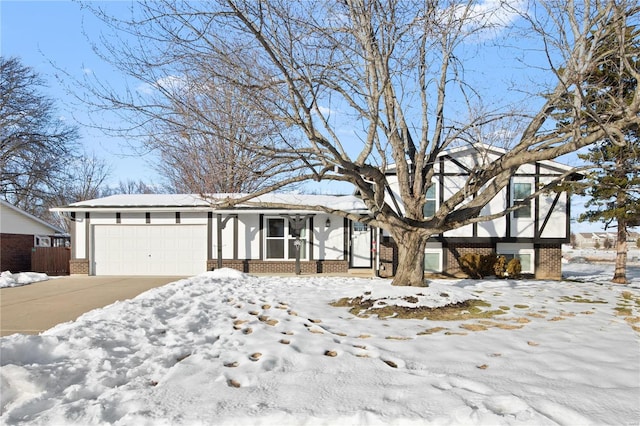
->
[[0, 271, 50, 289], [59, 193, 368, 213], [1, 265, 639, 425]]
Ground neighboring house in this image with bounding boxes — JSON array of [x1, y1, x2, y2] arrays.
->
[[52, 145, 577, 279], [0, 200, 65, 272], [575, 231, 640, 249]]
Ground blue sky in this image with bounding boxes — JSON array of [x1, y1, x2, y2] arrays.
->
[[1, 0, 159, 186], [1, 0, 604, 232]]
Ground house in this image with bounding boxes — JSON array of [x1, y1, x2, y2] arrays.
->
[[52, 145, 576, 279], [575, 231, 640, 249], [0, 200, 65, 272]]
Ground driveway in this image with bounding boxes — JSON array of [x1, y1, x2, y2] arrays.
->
[[0, 275, 185, 337]]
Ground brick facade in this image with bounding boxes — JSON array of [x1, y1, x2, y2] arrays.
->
[[210, 259, 349, 274], [69, 259, 90, 275], [535, 244, 562, 280], [444, 243, 495, 278], [377, 239, 563, 280], [378, 238, 397, 278], [0, 233, 34, 272]]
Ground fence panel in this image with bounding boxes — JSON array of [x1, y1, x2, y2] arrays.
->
[[31, 247, 71, 276]]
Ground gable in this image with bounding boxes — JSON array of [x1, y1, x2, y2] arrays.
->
[[0, 201, 62, 235]]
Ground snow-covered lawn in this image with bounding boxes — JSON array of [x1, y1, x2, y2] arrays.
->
[[1, 265, 639, 425]]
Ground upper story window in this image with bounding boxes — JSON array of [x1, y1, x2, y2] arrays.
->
[[265, 217, 307, 260], [513, 182, 532, 218], [423, 184, 437, 217]]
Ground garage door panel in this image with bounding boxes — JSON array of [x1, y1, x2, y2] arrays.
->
[[93, 225, 207, 276]]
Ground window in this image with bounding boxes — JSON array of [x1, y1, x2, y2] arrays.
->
[[423, 244, 443, 273], [266, 218, 285, 258], [513, 182, 532, 218], [265, 217, 307, 260], [496, 243, 534, 274], [424, 251, 442, 273], [423, 184, 437, 217], [353, 222, 369, 232], [34, 235, 51, 247], [499, 253, 533, 274]]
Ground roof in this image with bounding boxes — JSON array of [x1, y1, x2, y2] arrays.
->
[[51, 193, 368, 214], [384, 143, 580, 175], [0, 199, 64, 234]]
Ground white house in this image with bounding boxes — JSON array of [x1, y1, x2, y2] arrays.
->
[[52, 145, 577, 279], [0, 200, 65, 272]]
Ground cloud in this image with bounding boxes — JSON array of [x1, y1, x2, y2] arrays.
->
[[448, 0, 528, 41], [136, 75, 187, 96]]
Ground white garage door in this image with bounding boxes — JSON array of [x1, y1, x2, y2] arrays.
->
[[93, 225, 207, 276]]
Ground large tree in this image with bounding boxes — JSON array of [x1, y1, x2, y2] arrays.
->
[[571, 19, 640, 284], [80, 0, 640, 286], [0, 57, 114, 228], [578, 138, 640, 284], [0, 56, 79, 216]]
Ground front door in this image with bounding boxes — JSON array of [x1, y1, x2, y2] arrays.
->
[[350, 221, 372, 268]]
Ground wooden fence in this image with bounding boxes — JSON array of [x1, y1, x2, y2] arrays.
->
[[31, 247, 71, 276]]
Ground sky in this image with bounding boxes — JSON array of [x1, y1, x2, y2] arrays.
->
[[1, 0, 159, 186], [0, 0, 607, 232], [1, 262, 639, 424]]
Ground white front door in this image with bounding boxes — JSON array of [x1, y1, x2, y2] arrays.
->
[[93, 225, 207, 276], [350, 222, 372, 268]]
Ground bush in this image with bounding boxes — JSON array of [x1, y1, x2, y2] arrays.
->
[[493, 255, 508, 278], [459, 253, 482, 278], [459, 253, 500, 278], [479, 253, 497, 277], [506, 258, 522, 279]]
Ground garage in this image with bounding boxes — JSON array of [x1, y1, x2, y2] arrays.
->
[[93, 224, 207, 276]]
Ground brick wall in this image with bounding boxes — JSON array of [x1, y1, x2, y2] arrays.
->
[[69, 259, 90, 275], [0, 233, 34, 272], [444, 243, 495, 277], [535, 244, 562, 280], [378, 238, 397, 278], [213, 259, 349, 274]]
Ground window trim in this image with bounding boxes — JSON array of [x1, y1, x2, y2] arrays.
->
[[496, 247, 535, 274], [264, 216, 309, 261], [512, 181, 533, 219], [423, 183, 438, 218], [423, 249, 443, 273]]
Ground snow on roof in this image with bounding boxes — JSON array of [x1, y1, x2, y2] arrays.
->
[[53, 193, 368, 213]]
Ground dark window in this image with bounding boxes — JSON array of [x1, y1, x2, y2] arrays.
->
[[513, 183, 532, 218]]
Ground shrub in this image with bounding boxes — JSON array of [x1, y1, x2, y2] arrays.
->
[[506, 258, 522, 279], [493, 255, 508, 278], [479, 253, 497, 277], [459, 253, 482, 278], [459, 253, 500, 278]]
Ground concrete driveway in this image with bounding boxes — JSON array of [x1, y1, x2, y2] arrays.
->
[[0, 275, 185, 337]]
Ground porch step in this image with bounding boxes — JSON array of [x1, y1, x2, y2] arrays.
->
[[348, 268, 375, 278]]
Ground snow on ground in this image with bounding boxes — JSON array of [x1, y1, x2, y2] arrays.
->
[[0, 271, 49, 289], [1, 265, 639, 425]]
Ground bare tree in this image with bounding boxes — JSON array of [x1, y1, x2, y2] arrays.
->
[[148, 77, 300, 194], [116, 179, 158, 194], [48, 151, 112, 230], [80, 0, 640, 286], [0, 56, 79, 215]]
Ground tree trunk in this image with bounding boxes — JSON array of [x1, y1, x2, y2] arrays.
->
[[612, 222, 628, 284], [391, 231, 428, 287]]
